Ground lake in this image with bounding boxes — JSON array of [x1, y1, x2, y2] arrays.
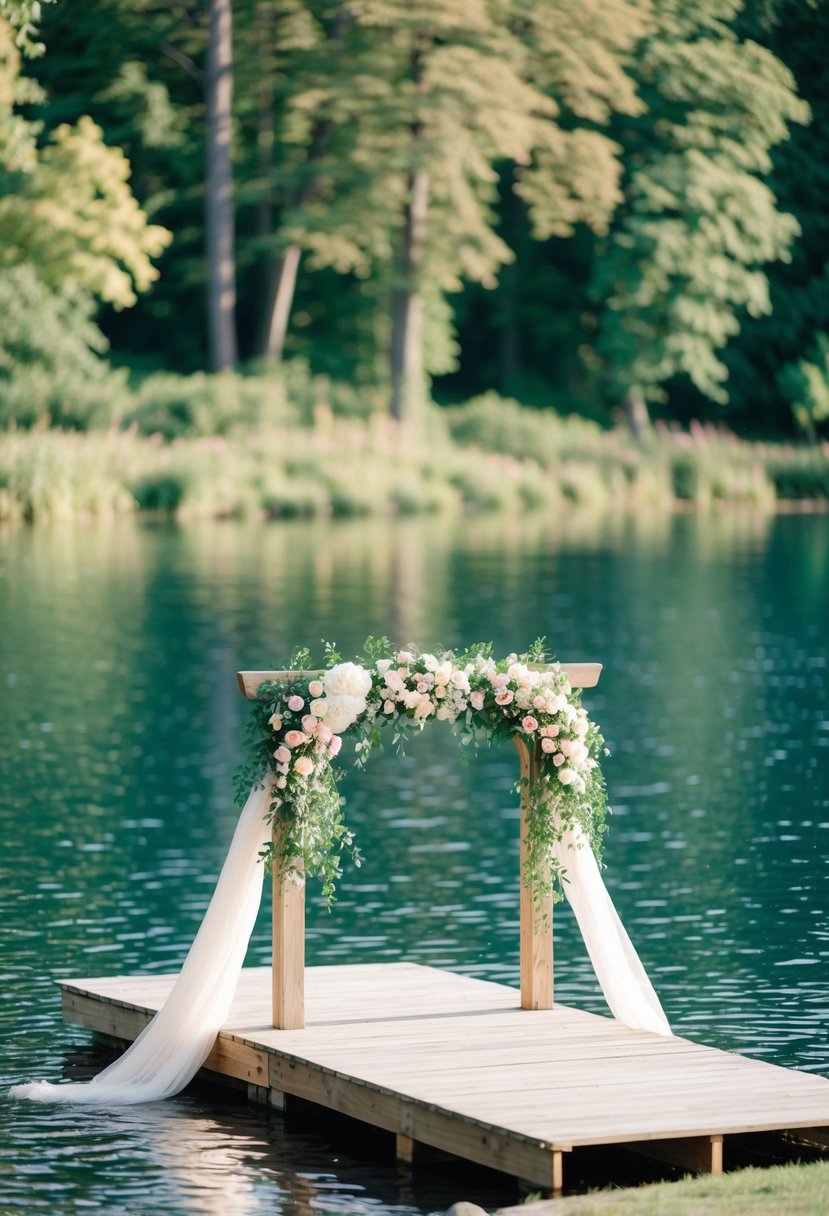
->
[[1, 511, 827, 1212]]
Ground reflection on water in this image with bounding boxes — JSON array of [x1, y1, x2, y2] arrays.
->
[[1, 510, 827, 1211]]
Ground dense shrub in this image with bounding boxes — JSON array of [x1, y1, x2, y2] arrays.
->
[[0, 267, 128, 429]]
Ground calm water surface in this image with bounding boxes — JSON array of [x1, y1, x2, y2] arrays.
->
[[1, 511, 827, 1213]]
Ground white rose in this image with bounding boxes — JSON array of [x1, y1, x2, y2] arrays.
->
[[421, 653, 439, 671], [451, 670, 470, 692], [558, 768, 575, 785], [324, 662, 373, 700], [323, 662, 373, 733], [376, 659, 393, 674], [434, 661, 453, 686], [310, 698, 327, 718]]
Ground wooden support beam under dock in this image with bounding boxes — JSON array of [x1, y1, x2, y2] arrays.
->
[[59, 963, 829, 1193]]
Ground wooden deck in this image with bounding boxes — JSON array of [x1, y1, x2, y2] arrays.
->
[[60, 962, 829, 1192]]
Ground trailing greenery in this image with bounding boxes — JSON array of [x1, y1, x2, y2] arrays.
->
[[0, 389, 827, 525], [236, 638, 606, 908]]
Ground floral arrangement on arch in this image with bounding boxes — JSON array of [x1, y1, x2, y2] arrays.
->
[[236, 637, 608, 908]]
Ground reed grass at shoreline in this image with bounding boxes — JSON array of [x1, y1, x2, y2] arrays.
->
[[1, 396, 827, 525]]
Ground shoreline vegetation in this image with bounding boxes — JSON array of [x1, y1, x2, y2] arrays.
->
[[505, 1158, 829, 1215], [1, 380, 828, 525]]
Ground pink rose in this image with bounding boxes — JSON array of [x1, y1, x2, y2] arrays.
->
[[293, 755, 314, 777], [275, 775, 287, 790], [383, 700, 395, 714], [490, 673, 510, 689], [522, 715, 539, 733], [284, 730, 308, 748], [533, 694, 547, 711], [301, 714, 318, 733], [540, 724, 560, 738], [314, 722, 332, 745], [541, 737, 557, 754], [328, 734, 343, 757], [274, 745, 291, 765], [553, 752, 566, 767], [308, 680, 324, 698], [470, 691, 485, 711], [288, 695, 304, 713], [495, 688, 514, 705]]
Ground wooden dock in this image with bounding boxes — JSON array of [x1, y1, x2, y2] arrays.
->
[[60, 962, 829, 1193]]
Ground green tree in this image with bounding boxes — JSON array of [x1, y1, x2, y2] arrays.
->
[[723, 0, 829, 435], [263, 0, 647, 421], [0, 15, 169, 422], [592, 0, 809, 437]]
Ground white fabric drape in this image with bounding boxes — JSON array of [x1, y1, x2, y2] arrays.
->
[[12, 777, 669, 1106], [11, 777, 273, 1104], [554, 825, 672, 1036]]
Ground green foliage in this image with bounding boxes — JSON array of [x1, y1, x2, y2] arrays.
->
[[776, 333, 829, 439], [124, 370, 298, 440], [0, 0, 54, 56], [239, 639, 607, 908], [593, 0, 809, 410], [0, 265, 128, 428]]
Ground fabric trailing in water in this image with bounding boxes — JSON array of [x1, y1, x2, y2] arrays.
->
[[12, 777, 670, 1105], [10, 778, 273, 1104]]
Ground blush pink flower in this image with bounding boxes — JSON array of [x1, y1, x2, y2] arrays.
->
[[495, 688, 514, 705], [268, 713, 283, 731], [541, 736, 557, 753], [522, 715, 539, 733], [287, 695, 304, 713], [553, 752, 566, 767], [383, 700, 395, 714], [540, 724, 560, 738], [314, 722, 332, 745], [470, 691, 485, 711], [274, 745, 291, 765], [490, 673, 510, 689], [308, 680, 324, 698], [533, 694, 547, 711], [328, 735, 343, 757], [301, 714, 318, 734], [293, 755, 314, 778], [284, 729, 308, 748], [275, 775, 287, 790]]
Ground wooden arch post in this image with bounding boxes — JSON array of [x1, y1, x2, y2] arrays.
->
[[237, 662, 602, 1030]]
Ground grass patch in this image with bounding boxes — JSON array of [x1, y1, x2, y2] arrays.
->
[[509, 1159, 829, 1216]]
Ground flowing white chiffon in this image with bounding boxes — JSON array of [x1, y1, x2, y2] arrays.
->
[[10, 777, 273, 1104], [12, 776, 670, 1105], [554, 825, 672, 1036]]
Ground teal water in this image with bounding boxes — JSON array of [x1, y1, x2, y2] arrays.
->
[[1, 512, 827, 1213]]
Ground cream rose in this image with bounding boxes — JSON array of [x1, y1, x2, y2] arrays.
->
[[322, 662, 373, 733]]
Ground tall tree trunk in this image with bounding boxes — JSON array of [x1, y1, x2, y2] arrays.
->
[[624, 385, 651, 441], [390, 41, 429, 424], [263, 245, 303, 362], [205, 0, 237, 371], [390, 167, 429, 422]]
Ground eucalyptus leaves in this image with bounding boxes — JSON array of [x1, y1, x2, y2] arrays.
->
[[236, 638, 608, 907]]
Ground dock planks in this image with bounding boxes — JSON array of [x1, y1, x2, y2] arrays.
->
[[60, 962, 829, 1192]]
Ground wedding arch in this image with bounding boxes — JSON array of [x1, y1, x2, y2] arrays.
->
[[12, 640, 669, 1107]]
